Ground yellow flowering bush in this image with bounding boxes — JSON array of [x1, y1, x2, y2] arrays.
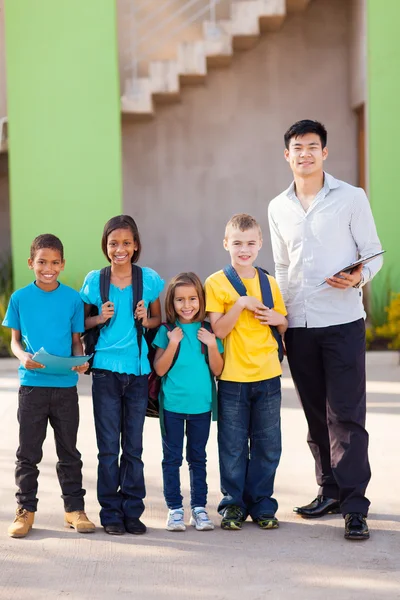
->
[[376, 293, 400, 350]]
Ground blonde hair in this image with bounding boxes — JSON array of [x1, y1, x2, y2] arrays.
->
[[165, 272, 206, 324], [224, 213, 262, 239]]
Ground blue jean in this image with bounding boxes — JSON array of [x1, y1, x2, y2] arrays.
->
[[162, 410, 211, 510], [217, 377, 282, 519], [92, 369, 148, 526]]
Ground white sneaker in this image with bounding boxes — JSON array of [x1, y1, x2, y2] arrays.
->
[[166, 508, 186, 531], [190, 507, 214, 531]]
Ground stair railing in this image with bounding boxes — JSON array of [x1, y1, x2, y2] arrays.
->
[[123, 0, 222, 80]]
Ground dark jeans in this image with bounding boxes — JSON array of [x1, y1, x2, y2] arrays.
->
[[162, 410, 211, 510], [217, 377, 282, 519], [285, 319, 370, 516], [92, 369, 148, 526], [16, 385, 85, 512]]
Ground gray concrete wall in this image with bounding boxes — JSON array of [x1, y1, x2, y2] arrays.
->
[[121, 0, 357, 285]]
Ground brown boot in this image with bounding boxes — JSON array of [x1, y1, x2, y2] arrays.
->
[[8, 508, 35, 538], [64, 511, 96, 533]]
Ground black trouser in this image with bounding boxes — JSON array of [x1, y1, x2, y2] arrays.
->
[[15, 385, 86, 512], [285, 319, 370, 516]]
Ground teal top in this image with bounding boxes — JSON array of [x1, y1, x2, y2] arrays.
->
[[2, 282, 83, 387], [80, 267, 164, 375], [153, 321, 223, 414]]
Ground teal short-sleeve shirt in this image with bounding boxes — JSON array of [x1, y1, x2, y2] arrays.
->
[[153, 321, 223, 414]]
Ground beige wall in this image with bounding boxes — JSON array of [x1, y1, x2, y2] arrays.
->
[[350, 0, 367, 109], [121, 0, 357, 285]]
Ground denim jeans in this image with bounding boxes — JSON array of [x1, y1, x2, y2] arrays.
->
[[217, 377, 282, 518], [92, 369, 148, 525], [162, 410, 211, 510], [16, 385, 85, 512]]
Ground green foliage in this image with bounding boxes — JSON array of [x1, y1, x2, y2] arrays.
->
[[376, 293, 400, 350], [0, 255, 13, 357]]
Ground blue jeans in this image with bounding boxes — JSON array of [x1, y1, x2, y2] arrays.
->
[[92, 369, 148, 526], [217, 377, 282, 518], [162, 410, 211, 510]]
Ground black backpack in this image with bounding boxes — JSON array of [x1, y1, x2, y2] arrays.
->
[[81, 264, 144, 374], [223, 264, 284, 362]]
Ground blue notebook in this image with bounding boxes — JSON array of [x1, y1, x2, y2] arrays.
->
[[31, 348, 93, 375]]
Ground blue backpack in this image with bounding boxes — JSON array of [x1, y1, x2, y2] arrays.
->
[[223, 265, 284, 362]]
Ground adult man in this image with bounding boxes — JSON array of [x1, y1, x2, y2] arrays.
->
[[268, 120, 383, 541]]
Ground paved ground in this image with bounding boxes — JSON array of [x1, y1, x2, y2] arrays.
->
[[0, 353, 399, 600]]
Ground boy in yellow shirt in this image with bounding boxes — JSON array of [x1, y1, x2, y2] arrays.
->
[[205, 214, 287, 530]]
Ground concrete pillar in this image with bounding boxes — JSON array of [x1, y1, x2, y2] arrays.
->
[[4, 0, 122, 289]]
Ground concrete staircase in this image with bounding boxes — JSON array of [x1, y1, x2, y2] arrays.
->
[[121, 0, 312, 120]]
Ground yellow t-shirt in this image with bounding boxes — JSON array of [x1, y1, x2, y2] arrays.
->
[[205, 269, 287, 382]]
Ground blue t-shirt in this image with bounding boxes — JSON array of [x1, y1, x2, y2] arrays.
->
[[153, 321, 223, 414], [2, 282, 84, 387], [80, 267, 164, 375]]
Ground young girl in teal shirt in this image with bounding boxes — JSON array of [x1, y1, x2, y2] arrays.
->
[[80, 215, 163, 536], [153, 272, 223, 532]]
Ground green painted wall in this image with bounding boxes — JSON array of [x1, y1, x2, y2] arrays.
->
[[4, 0, 122, 290], [368, 0, 400, 319]]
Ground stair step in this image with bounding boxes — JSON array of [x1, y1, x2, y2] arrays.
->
[[203, 21, 233, 68], [286, 0, 311, 11], [259, 0, 286, 32], [150, 61, 181, 104], [121, 78, 154, 119], [178, 41, 207, 85]]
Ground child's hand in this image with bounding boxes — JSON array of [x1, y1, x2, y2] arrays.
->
[[72, 362, 89, 374], [238, 296, 266, 313], [197, 327, 217, 348], [254, 307, 286, 326], [100, 301, 114, 323], [22, 353, 45, 370], [167, 327, 183, 347], [134, 300, 149, 327]]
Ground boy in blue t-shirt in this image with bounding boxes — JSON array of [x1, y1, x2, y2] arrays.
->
[[2, 234, 95, 538]]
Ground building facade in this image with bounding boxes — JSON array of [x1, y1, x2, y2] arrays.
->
[[0, 0, 397, 319]]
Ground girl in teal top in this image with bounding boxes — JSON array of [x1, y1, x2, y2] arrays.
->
[[80, 215, 163, 536], [153, 272, 224, 532]]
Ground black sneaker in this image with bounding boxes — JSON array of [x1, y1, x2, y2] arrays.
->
[[125, 517, 147, 535], [253, 514, 279, 530], [221, 506, 245, 530], [344, 513, 369, 540]]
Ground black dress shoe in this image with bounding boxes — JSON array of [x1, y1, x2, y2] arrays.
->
[[344, 513, 369, 540], [104, 523, 125, 535], [125, 517, 147, 535], [293, 495, 340, 519]]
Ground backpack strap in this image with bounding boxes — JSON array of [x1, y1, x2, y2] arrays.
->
[[223, 265, 247, 297], [99, 266, 111, 328], [131, 264, 144, 358], [223, 265, 284, 362], [200, 321, 218, 423], [162, 322, 180, 369], [255, 267, 284, 362]]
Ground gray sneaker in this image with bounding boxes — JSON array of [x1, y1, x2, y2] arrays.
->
[[166, 508, 186, 532], [190, 507, 214, 531]]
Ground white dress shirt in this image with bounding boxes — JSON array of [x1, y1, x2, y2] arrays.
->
[[268, 173, 383, 328]]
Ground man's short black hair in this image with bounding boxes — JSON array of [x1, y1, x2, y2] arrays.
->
[[284, 120, 327, 149], [30, 234, 64, 261]]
